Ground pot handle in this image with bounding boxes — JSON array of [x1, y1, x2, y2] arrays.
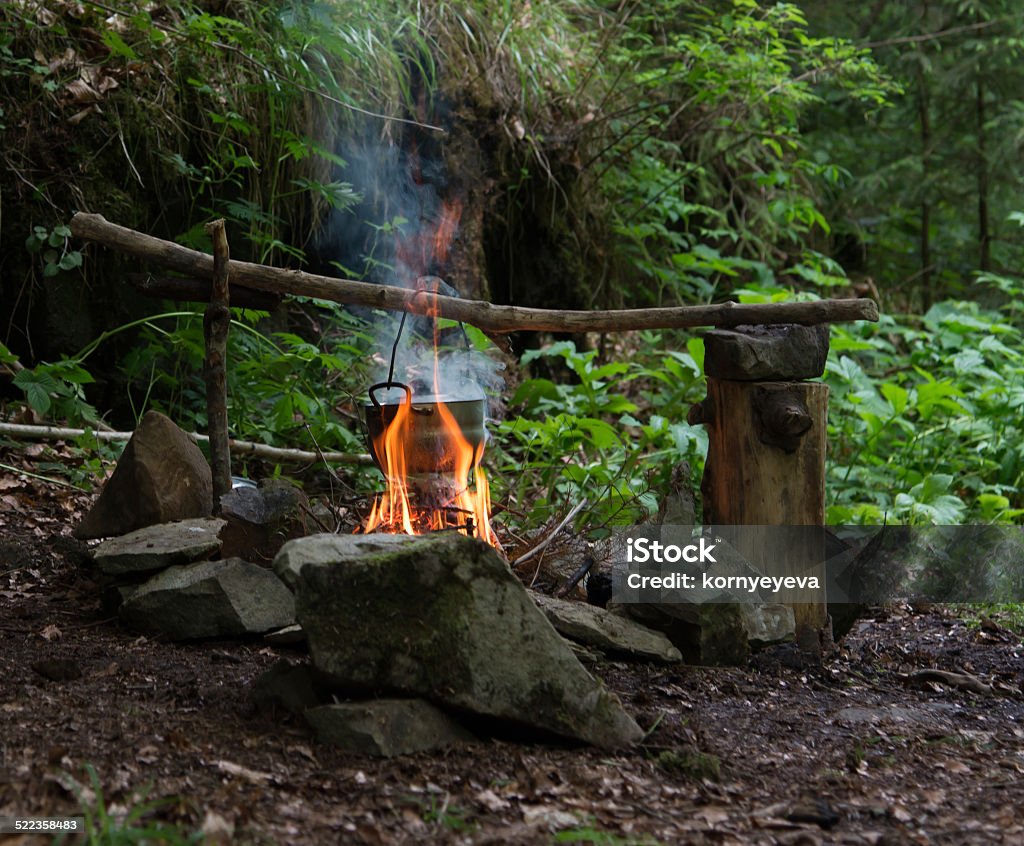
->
[[368, 381, 412, 409]]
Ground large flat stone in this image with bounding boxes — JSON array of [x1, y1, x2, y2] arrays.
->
[[92, 517, 225, 576], [531, 592, 682, 663], [273, 532, 415, 591], [305, 700, 475, 757], [703, 324, 829, 381], [281, 533, 644, 748], [120, 557, 295, 640]]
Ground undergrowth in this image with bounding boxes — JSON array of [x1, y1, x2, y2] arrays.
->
[[7, 277, 1024, 535], [54, 763, 201, 845]]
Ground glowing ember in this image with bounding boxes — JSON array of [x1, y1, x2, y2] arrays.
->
[[362, 200, 500, 549]]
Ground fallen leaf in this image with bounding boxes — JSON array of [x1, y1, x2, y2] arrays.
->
[[694, 807, 731, 825], [137, 745, 160, 764], [39, 624, 62, 641], [200, 810, 235, 845], [476, 788, 511, 812], [521, 805, 579, 831]]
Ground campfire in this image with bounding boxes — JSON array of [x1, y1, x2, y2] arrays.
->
[[359, 201, 500, 550]]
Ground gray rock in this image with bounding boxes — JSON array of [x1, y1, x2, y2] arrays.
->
[[611, 600, 794, 665], [219, 480, 310, 562], [283, 533, 644, 748], [120, 558, 295, 640], [531, 592, 682, 663], [305, 699, 475, 757], [76, 410, 213, 539], [613, 601, 750, 665], [91, 517, 225, 576], [273, 532, 414, 591], [740, 604, 796, 647], [703, 324, 830, 381]]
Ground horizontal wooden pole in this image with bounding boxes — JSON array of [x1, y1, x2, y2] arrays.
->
[[71, 212, 879, 333], [0, 422, 374, 466], [128, 273, 282, 311]]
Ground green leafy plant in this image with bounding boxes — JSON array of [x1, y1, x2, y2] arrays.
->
[[421, 795, 476, 832], [12, 358, 98, 423], [590, 0, 896, 306], [825, 280, 1024, 524], [54, 763, 201, 846], [491, 336, 706, 534], [552, 825, 661, 845], [25, 224, 83, 277]]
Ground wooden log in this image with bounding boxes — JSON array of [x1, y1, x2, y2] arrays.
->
[[695, 379, 829, 641], [71, 213, 879, 334], [0, 422, 374, 465], [128, 273, 282, 311], [203, 219, 232, 508]]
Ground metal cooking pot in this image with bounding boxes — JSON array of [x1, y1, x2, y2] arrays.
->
[[363, 381, 487, 477]]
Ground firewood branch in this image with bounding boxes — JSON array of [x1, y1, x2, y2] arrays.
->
[[71, 213, 879, 333], [0, 422, 374, 466]]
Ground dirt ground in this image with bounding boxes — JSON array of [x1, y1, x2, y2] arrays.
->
[[2, 449, 1023, 846]]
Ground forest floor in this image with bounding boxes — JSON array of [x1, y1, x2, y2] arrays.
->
[[1, 448, 1023, 846]]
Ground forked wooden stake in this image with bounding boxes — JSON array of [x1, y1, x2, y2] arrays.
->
[[203, 219, 232, 508]]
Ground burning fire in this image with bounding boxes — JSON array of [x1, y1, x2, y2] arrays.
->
[[362, 389, 497, 546], [362, 201, 500, 549]]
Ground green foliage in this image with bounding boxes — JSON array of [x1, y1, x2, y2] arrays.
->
[[4, 0, 1024, 542], [13, 359, 98, 423], [491, 336, 707, 534], [825, 278, 1024, 524], [959, 603, 1024, 636], [802, 0, 1024, 306], [25, 224, 83, 277], [552, 826, 661, 845], [588, 0, 897, 305], [420, 796, 476, 832], [119, 304, 375, 456]]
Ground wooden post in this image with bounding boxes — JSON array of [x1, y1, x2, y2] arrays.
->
[[689, 325, 831, 651], [203, 219, 232, 510]]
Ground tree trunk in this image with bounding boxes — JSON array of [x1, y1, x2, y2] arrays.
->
[[977, 74, 990, 271], [918, 71, 933, 311]]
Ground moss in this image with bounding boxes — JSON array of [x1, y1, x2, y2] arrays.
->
[[656, 749, 722, 782]]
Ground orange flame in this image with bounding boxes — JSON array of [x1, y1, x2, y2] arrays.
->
[[362, 199, 500, 549]]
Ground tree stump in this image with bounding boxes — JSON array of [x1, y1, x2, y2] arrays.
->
[[689, 324, 830, 649]]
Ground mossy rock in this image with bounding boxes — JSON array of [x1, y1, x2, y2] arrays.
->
[[279, 533, 644, 748]]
